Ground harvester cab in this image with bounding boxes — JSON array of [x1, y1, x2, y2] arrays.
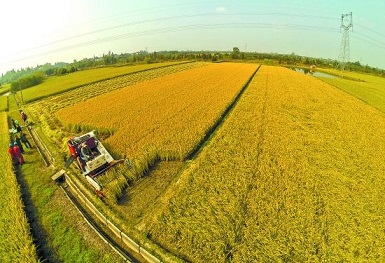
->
[[67, 130, 115, 177]]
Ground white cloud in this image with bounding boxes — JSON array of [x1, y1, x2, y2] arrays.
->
[[215, 6, 227, 13]]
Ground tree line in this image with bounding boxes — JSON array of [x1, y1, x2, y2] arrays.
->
[[1, 49, 384, 88], [10, 72, 45, 93]]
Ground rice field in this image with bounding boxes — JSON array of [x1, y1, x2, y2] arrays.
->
[[0, 112, 39, 262], [19, 61, 188, 103], [55, 62, 258, 175], [144, 66, 385, 262], [318, 69, 385, 113], [0, 84, 10, 95], [23, 63, 385, 262], [0, 95, 7, 111]]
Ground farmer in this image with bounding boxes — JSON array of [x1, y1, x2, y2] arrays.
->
[[13, 142, 24, 165], [20, 110, 28, 125], [80, 142, 93, 161], [14, 135, 25, 153], [12, 119, 22, 133], [11, 119, 19, 129], [20, 131, 32, 148], [8, 143, 18, 164]]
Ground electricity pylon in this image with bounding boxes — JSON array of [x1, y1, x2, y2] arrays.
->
[[338, 12, 353, 72]]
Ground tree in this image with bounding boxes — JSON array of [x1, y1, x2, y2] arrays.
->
[[10, 71, 45, 93], [231, 47, 240, 59], [45, 68, 55, 76], [56, 68, 68, 75]]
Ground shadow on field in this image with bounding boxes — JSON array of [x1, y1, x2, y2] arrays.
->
[[13, 163, 59, 263]]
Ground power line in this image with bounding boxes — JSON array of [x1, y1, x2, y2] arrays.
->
[[5, 22, 339, 64], [353, 31, 385, 48], [355, 23, 385, 40], [352, 34, 385, 50], [2, 6, 385, 71], [2, 12, 337, 60]]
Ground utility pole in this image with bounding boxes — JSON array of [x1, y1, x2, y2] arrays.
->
[[338, 12, 353, 72]]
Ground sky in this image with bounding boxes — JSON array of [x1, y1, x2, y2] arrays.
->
[[0, 0, 384, 75]]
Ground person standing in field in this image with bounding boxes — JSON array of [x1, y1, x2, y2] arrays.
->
[[15, 135, 25, 153], [13, 142, 24, 165], [12, 118, 22, 133], [20, 131, 32, 149], [8, 143, 18, 164], [11, 119, 19, 129], [20, 110, 28, 125]]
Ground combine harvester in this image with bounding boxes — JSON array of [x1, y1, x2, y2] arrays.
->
[[52, 130, 124, 197]]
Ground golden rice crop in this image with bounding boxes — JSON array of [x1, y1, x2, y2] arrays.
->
[[56, 63, 258, 172], [26, 62, 209, 154], [21, 62, 187, 103], [0, 96, 7, 111], [146, 66, 385, 262], [0, 112, 39, 262]]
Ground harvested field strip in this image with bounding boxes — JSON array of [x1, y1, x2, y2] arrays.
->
[[0, 112, 39, 262], [146, 66, 385, 262], [56, 63, 259, 164], [318, 70, 385, 114], [30, 61, 209, 114], [21, 61, 191, 103]]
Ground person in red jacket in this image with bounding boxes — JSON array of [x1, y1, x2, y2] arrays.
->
[[13, 142, 24, 165], [8, 143, 18, 164]]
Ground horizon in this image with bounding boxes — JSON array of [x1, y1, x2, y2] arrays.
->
[[2, 48, 347, 70], [1, 0, 384, 75]]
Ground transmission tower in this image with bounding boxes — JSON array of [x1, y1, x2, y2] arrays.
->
[[338, 12, 353, 71]]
